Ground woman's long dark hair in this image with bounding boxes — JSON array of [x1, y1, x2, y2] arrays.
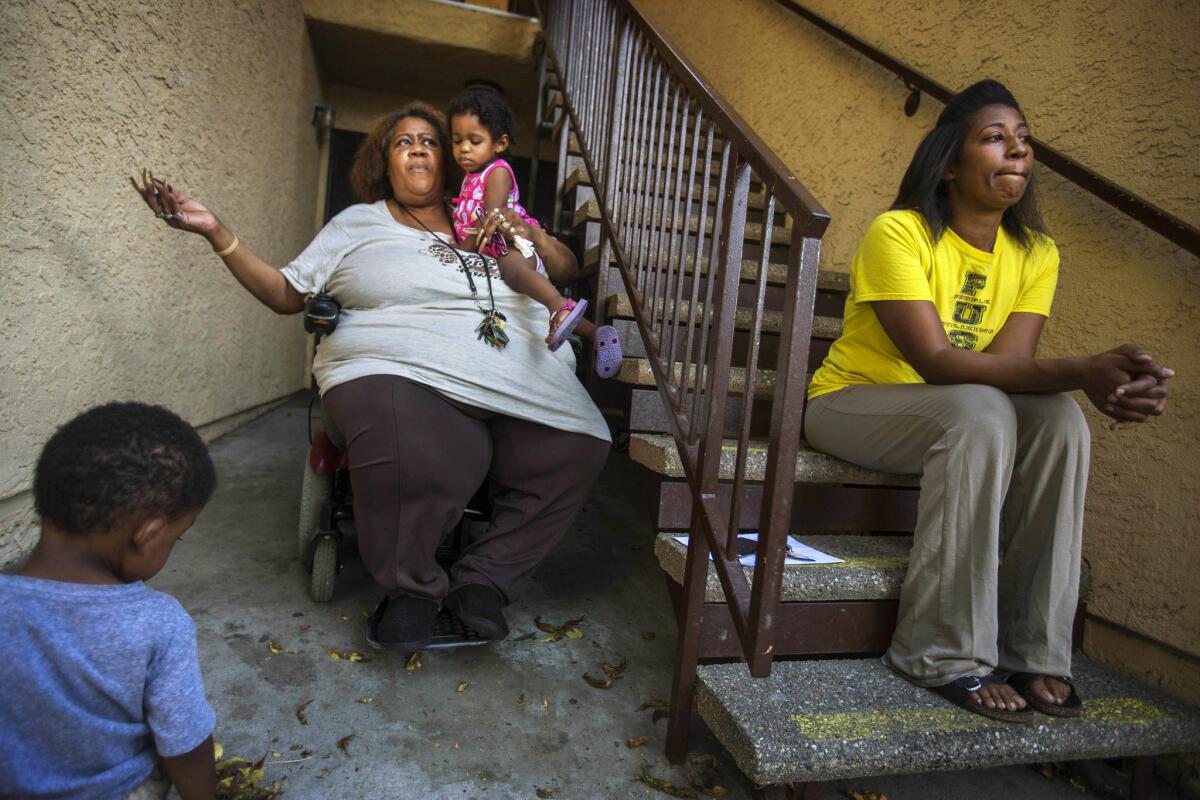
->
[[891, 79, 1048, 250]]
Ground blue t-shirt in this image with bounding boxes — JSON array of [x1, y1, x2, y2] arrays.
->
[[0, 576, 216, 799]]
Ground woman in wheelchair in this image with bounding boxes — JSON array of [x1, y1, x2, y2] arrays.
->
[[132, 102, 610, 651]]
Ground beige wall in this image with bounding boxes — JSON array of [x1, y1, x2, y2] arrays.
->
[[631, 0, 1200, 701], [0, 0, 323, 566]]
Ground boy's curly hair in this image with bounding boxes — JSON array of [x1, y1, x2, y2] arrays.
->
[[351, 102, 458, 203], [34, 402, 216, 535], [447, 87, 516, 145]]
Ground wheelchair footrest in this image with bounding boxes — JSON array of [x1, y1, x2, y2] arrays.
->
[[365, 598, 492, 653]]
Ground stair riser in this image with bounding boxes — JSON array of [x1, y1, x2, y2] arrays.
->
[[666, 579, 898, 658], [605, 268, 846, 332], [654, 479, 919, 532], [629, 387, 773, 438], [617, 324, 828, 371]]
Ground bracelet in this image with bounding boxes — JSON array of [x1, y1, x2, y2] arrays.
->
[[214, 235, 239, 258]]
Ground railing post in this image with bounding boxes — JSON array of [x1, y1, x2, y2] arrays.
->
[[747, 229, 822, 677]]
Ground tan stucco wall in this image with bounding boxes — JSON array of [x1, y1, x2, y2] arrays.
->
[[631, 0, 1200, 701], [0, 0, 323, 566]]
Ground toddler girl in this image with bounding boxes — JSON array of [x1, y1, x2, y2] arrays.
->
[[448, 87, 621, 377]]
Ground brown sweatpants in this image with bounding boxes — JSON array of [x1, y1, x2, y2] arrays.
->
[[323, 375, 610, 604]]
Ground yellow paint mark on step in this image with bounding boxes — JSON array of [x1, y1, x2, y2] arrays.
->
[[789, 697, 1168, 741]]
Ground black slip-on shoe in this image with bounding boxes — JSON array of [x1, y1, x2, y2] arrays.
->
[[1008, 672, 1083, 718], [367, 595, 438, 651], [444, 583, 509, 640]]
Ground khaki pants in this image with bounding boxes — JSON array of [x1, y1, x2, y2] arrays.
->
[[805, 384, 1090, 686]]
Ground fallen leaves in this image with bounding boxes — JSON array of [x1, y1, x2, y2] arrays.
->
[[405, 652, 423, 672], [456, 682, 470, 693], [635, 755, 726, 798], [582, 658, 627, 689], [522, 616, 585, 643], [627, 736, 649, 748], [356, 697, 373, 705], [337, 734, 355, 758], [637, 698, 670, 712], [536, 788, 554, 798], [295, 699, 313, 726], [266, 640, 296, 656], [845, 792, 887, 800], [517, 693, 526, 705], [636, 765, 696, 798], [324, 647, 367, 662], [214, 751, 282, 800], [539, 698, 550, 710]]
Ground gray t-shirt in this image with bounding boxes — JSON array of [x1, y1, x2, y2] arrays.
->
[[0, 576, 215, 799], [281, 201, 610, 443]]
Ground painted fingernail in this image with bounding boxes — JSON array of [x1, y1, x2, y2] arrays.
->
[[1164, 368, 1175, 377]]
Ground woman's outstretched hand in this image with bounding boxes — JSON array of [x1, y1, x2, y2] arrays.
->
[[1081, 344, 1172, 430], [130, 169, 221, 241]]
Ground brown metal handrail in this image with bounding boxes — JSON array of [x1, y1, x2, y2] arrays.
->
[[535, 0, 830, 759], [774, 0, 1200, 258]]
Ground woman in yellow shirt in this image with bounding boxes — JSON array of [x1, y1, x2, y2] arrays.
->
[[805, 80, 1171, 722]]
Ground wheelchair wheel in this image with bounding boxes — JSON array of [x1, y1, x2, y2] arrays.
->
[[309, 536, 338, 603], [298, 460, 331, 559]]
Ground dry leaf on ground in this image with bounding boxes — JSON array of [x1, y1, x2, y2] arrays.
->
[[295, 699, 313, 726], [456, 682, 469, 693], [337, 734, 355, 758], [405, 652, 423, 672], [637, 698, 669, 712], [356, 697, 373, 704], [324, 647, 367, 662], [583, 657, 627, 689], [266, 640, 296, 656], [536, 788, 554, 798], [214, 751, 283, 800], [528, 616, 585, 643], [636, 765, 697, 798], [627, 736, 649, 748], [686, 754, 727, 797]]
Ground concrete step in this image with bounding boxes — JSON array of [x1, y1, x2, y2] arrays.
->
[[695, 656, 1200, 787], [616, 357, 797, 399], [628, 433, 920, 485], [575, 199, 791, 246], [585, 244, 851, 295], [655, 532, 909, 603], [564, 165, 776, 213], [605, 294, 843, 339]]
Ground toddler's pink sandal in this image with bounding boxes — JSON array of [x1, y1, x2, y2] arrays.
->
[[547, 298, 588, 351]]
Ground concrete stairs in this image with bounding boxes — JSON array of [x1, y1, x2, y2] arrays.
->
[[697, 657, 1200, 790], [536, 47, 1195, 800]]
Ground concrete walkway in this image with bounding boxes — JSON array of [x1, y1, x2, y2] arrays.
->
[[153, 395, 1175, 799]]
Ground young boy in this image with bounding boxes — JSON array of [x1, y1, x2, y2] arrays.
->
[[0, 402, 218, 800]]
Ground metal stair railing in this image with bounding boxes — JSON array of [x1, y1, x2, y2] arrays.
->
[[535, 0, 832, 754]]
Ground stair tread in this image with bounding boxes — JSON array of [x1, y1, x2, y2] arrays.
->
[[575, 199, 790, 244], [629, 433, 920, 485], [606, 295, 843, 339], [585, 244, 850, 293], [563, 166, 775, 213], [655, 532, 909, 603], [617, 357, 786, 398], [696, 656, 1200, 786]]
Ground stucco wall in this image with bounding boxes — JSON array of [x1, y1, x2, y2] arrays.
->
[[0, 0, 323, 566], [630, 0, 1200, 699]]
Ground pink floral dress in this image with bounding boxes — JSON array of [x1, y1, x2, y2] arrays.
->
[[452, 158, 541, 261]]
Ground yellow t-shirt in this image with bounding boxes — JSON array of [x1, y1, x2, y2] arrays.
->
[[807, 210, 1059, 399]]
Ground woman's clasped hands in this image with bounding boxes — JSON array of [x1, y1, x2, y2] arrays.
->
[[1081, 343, 1172, 430]]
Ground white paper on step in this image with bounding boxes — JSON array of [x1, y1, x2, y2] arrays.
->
[[672, 532, 844, 566]]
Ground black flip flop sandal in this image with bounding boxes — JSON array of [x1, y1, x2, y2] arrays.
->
[[1007, 672, 1083, 718], [364, 597, 492, 652], [930, 673, 1037, 723]]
